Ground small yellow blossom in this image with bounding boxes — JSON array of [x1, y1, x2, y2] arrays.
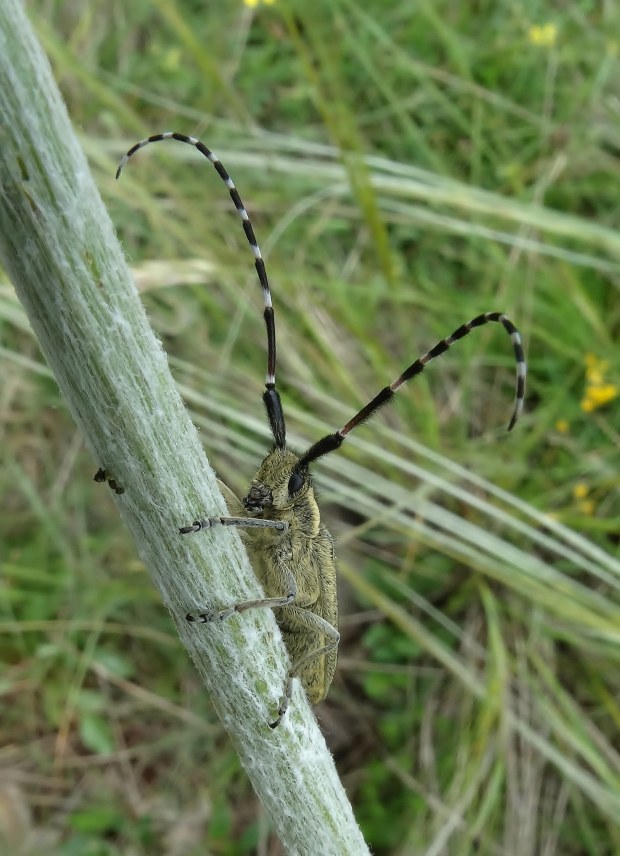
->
[[573, 484, 595, 516], [578, 499, 596, 516], [581, 353, 618, 412], [582, 384, 618, 411], [528, 23, 557, 47], [555, 419, 569, 434], [584, 352, 608, 385], [244, 0, 275, 6], [573, 483, 589, 500]]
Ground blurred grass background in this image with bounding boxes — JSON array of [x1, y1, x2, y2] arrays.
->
[[1, 1, 619, 854]]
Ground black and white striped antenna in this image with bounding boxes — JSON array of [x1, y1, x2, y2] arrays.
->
[[117, 133, 526, 467], [117, 131, 286, 449]]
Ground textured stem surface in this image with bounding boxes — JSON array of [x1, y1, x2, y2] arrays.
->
[[0, 2, 368, 853]]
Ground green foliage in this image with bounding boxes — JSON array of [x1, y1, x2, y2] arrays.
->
[[1, 0, 619, 853]]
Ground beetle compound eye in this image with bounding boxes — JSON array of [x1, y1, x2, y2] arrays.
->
[[288, 471, 304, 495]]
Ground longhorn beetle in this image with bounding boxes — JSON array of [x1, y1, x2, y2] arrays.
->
[[114, 132, 527, 728]]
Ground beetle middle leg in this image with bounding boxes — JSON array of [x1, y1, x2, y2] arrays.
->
[[186, 568, 297, 623]]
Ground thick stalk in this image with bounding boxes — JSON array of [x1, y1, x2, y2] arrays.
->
[[0, 2, 368, 853]]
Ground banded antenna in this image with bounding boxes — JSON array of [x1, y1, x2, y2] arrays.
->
[[117, 133, 527, 470], [296, 312, 526, 472], [116, 131, 286, 449]]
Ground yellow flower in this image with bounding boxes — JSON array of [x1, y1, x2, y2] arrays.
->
[[555, 419, 569, 434], [528, 23, 557, 47], [581, 384, 618, 412], [584, 353, 608, 385], [578, 499, 596, 516], [573, 484, 595, 515], [573, 483, 589, 500], [581, 353, 618, 412], [244, 0, 275, 6]]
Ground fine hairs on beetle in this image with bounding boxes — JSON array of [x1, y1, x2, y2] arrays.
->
[[103, 132, 527, 728]]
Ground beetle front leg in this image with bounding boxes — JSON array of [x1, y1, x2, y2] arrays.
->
[[179, 515, 288, 534]]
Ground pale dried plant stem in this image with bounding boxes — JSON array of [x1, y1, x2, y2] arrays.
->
[[0, 2, 368, 853]]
